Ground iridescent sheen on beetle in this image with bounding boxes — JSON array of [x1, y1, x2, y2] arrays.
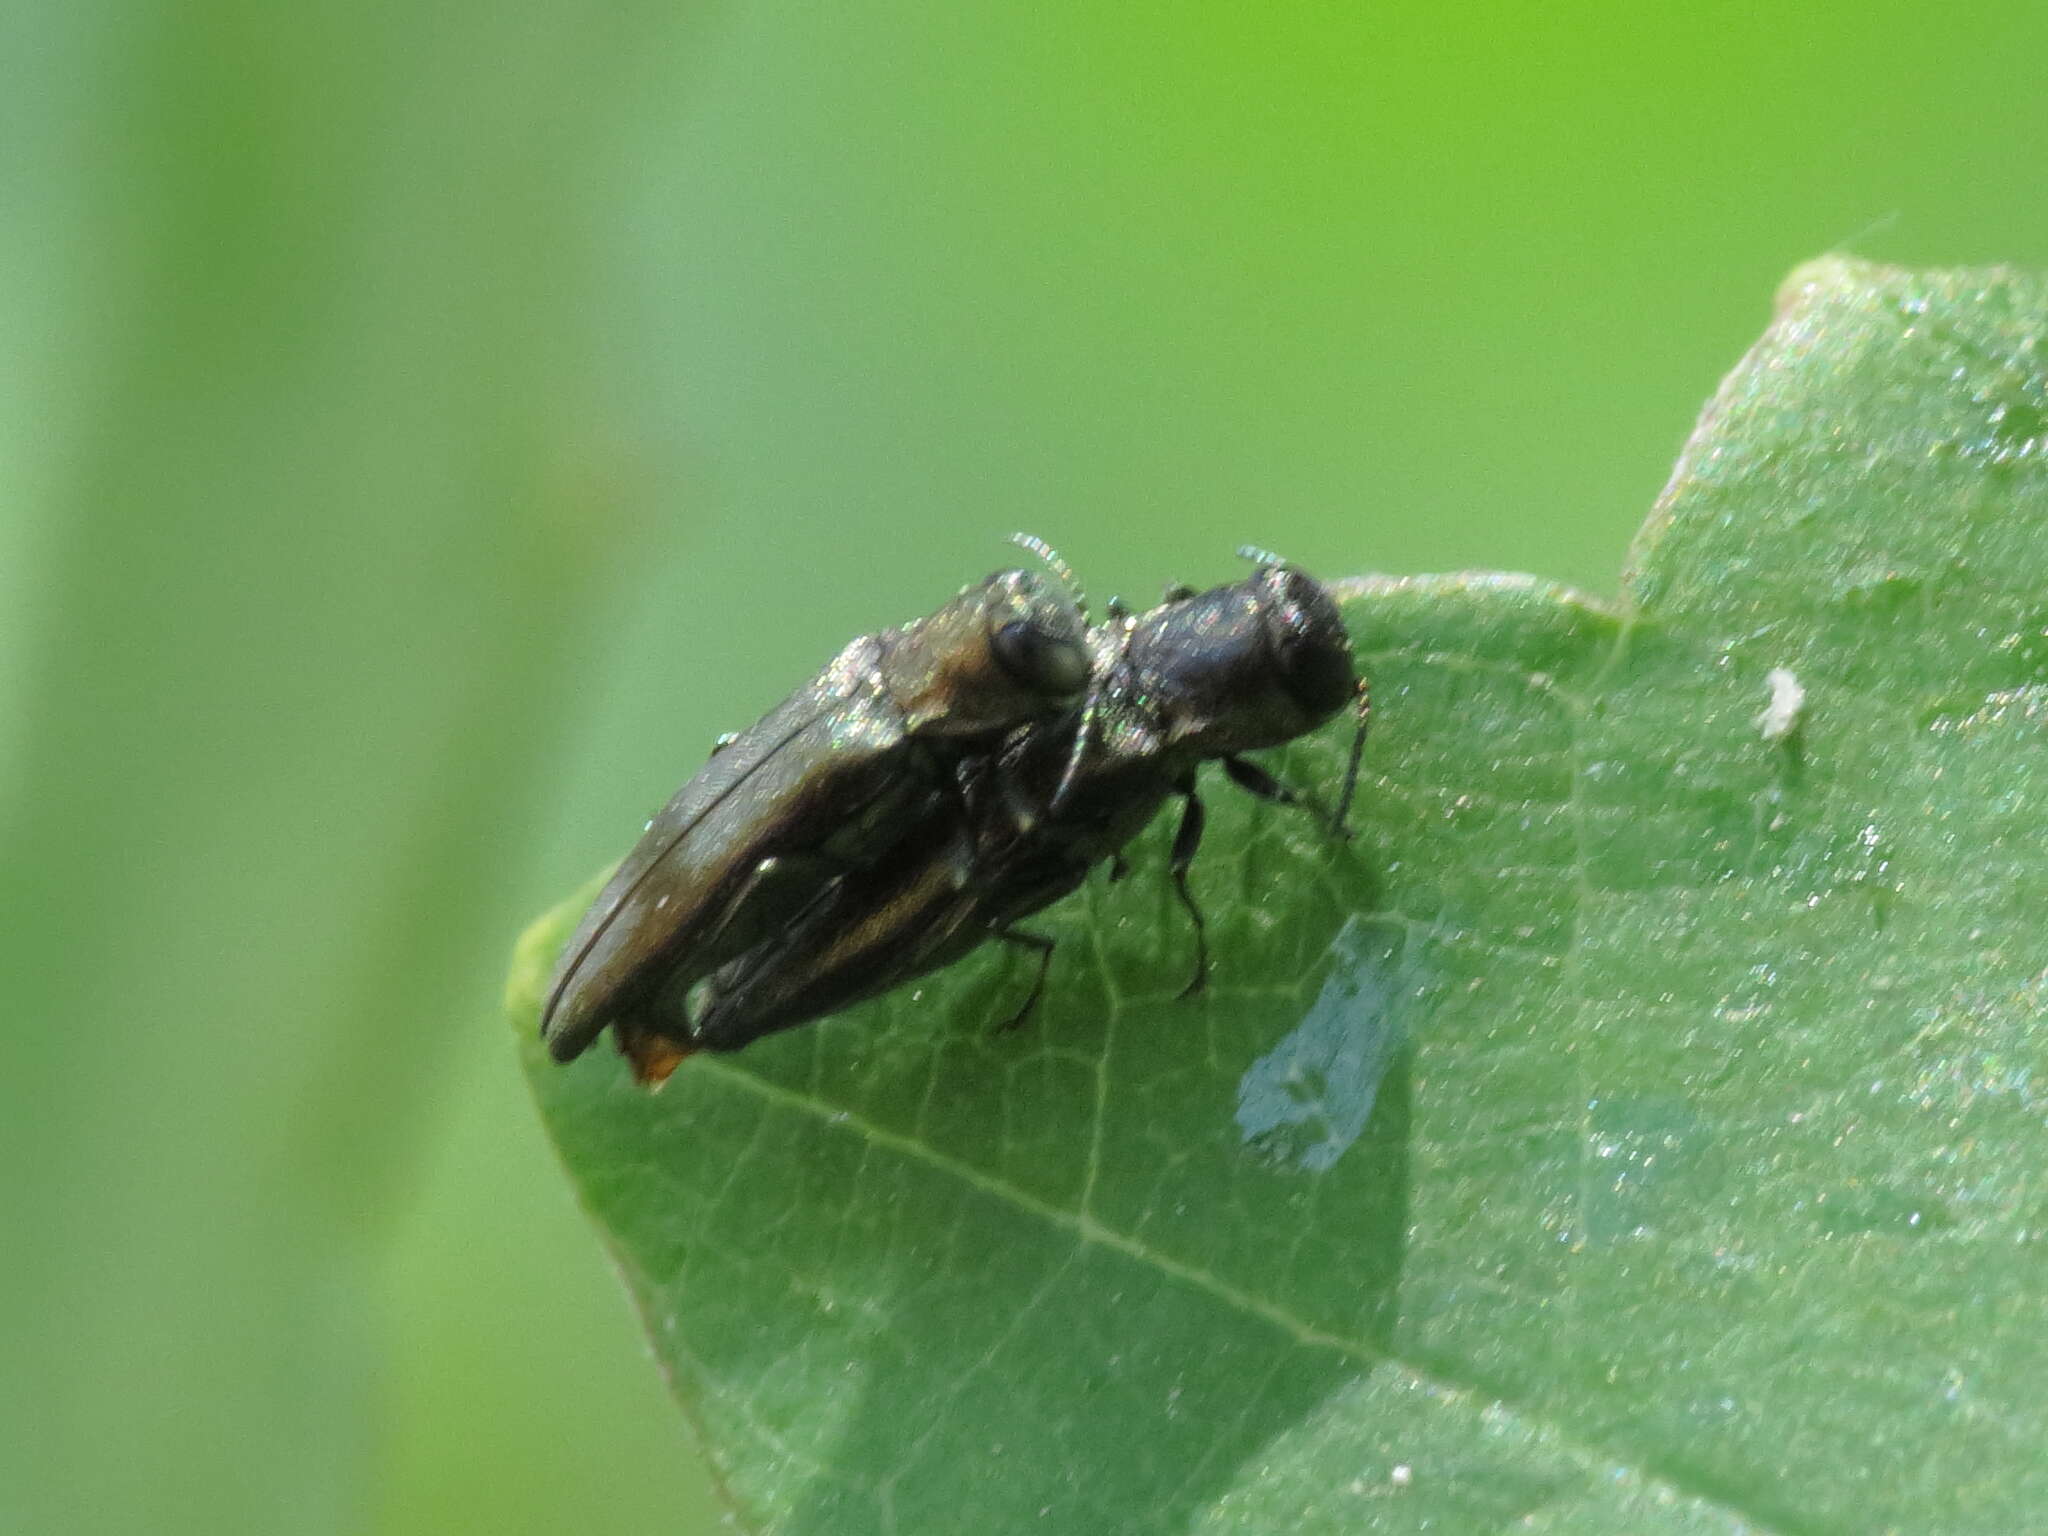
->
[[541, 561, 1090, 1083]]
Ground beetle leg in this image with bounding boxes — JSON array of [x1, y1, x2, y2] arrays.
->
[[1221, 754, 1350, 840], [992, 927, 1057, 1032], [693, 850, 849, 958], [1221, 753, 1299, 805], [947, 748, 1012, 846], [1168, 780, 1210, 999], [1330, 675, 1371, 838]]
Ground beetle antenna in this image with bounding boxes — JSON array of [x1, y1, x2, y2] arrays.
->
[[1236, 544, 1288, 568], [1329, 676, 1370, 837], [1009, 533, 1088, 620]]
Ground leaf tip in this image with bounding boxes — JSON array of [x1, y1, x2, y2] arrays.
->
[[505, 906, 563, 1033], [505, 869, 611, 1039]]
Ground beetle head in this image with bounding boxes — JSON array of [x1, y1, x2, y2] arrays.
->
[[1130, 564, 1359, 755], [885, 568, 1090, 737]]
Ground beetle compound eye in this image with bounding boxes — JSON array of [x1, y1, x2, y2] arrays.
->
[[992, 620, 1091, 698], [1260, 570, 1357, 717], [1279, 632, 1357, 715]]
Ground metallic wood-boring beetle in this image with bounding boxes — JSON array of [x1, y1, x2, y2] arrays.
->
[[685, 558, 1369, 1054], [541, 553, 1091, 1084]]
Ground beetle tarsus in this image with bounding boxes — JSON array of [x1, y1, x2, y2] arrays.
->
[[993, 926, 1057, 1031]]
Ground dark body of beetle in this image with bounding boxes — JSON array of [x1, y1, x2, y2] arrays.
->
[[541, 566, 1090, 1083], [687, 562, 1369, 1051]]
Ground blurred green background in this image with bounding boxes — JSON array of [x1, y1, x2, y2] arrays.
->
[[6, 2, 2047, 1532]]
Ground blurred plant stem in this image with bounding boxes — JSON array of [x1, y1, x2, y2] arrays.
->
[[0, 0, 711, 1530]]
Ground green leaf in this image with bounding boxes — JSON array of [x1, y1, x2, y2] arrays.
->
[[513, 258, 2048, 1534]]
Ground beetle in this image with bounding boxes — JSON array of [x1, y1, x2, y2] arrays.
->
[[682, 557, 1369, 1053], [541, 546, 1091, 1084]]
